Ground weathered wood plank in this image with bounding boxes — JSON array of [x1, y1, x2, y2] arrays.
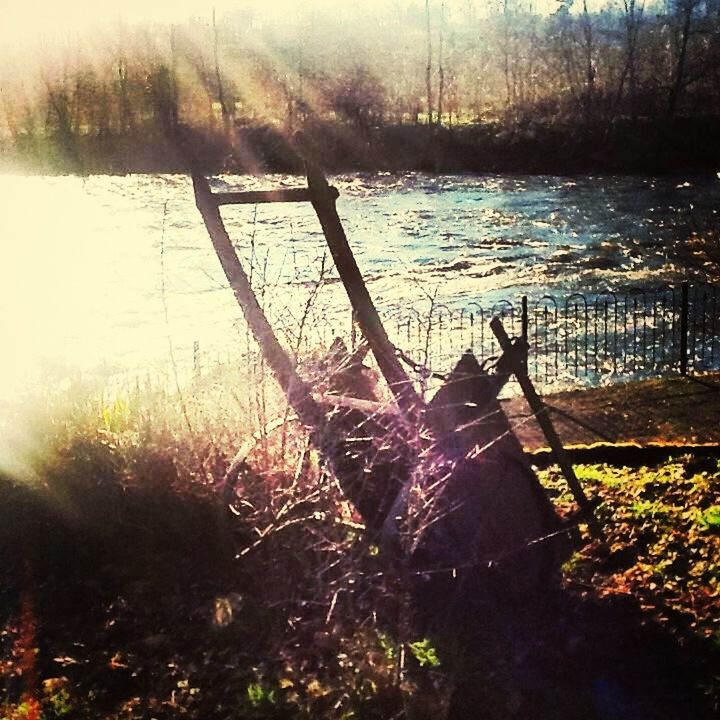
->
[[192, 171, 323, 429], [213, 187, 339, 206], [296, 137, 424, 425], [490, 316, 604, 539]]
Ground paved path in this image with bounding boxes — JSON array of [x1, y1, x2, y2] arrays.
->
[[502, 373, 720, 452]]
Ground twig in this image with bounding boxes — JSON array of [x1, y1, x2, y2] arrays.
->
[[159, 199, 195, 437]]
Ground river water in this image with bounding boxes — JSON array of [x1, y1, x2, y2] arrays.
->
[[1, 172, 718, 398]]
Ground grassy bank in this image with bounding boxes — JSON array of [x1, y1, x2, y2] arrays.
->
[[1, 383, 719, 719]]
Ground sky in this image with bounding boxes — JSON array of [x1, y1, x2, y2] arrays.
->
[[4, 1, 276, 46], [3, 0, 353, 45], [1, 0, 589, 48]]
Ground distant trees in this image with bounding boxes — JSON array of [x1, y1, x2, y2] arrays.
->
[[147, 64, 178, 140], [2, 1, 720, 171], [326, 67, 387, 134]]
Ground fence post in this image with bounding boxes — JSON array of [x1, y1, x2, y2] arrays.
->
[[680, 281, 689, 376], [521, 295, 528, 343]]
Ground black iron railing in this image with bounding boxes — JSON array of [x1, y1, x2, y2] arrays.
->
[[380, 282, 720, 388]]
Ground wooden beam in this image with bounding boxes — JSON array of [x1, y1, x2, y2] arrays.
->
[[213, 187, 339, 206], [490, 317, 604, 540], [296, 138, 424, 425], [192, 171, 323, 429]]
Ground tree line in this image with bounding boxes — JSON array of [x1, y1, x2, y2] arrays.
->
[[2, 0, 719, 173]]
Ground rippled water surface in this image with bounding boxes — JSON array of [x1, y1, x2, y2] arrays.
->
[[1, 172, 718, 395]]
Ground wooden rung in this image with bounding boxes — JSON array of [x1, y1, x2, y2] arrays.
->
[[213, 187, 339, 206]]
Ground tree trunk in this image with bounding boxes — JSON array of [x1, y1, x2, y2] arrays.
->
[[169, 26, 180, 136], [613, 1, 644, 122], [425, 0, 434, 125], [117, 58, 133, 134], [503, 0, 513, 111], [667, 2, 695, 120], [581, 0, 595, 127], [437, 1, 445, 126], [212, 7, 231, 126]]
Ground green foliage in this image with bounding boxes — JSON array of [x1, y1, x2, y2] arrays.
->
[[699, 506, 720, 532], [42, 685, 73, 720], [408, 639, 440, 668], [627, 498, 674, 521], [377, 632, 395, 661], [0, 681, 74, 720], [574, 464, 622, 486], [100, 397, 133, 434], [541, 457, 720, 639], [246, 683, 277, 709], [560, 550, 586, 574]]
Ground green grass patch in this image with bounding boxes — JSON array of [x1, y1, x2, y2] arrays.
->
[[540, 458, 720, 639]]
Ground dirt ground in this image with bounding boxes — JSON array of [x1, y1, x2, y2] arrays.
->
[[502, 372, 720, 452]]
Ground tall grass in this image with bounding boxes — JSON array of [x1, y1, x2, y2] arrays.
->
[[0, 360, 452, 719], [2, 356, 719, 719]]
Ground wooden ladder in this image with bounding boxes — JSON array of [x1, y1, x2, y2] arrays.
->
[[191, 153, 423, 429], [192, 155, 602, 541]]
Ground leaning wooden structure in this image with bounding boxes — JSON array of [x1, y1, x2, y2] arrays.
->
[[191, 139, 601, 605]]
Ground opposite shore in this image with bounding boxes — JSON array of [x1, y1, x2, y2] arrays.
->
[[3, 117, 720, 177]]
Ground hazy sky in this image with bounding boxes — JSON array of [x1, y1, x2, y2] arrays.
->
[[3, 1, 585, 47], [4, 1, 298, 46], [4, 0, 367, 44]]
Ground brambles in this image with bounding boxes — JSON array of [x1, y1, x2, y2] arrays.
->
[[1, 375, 719, 718]]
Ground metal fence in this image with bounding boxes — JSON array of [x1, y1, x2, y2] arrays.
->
[[380, 282, 720, 388], [185, 281, 719, 394]]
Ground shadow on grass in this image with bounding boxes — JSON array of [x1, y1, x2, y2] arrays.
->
[[1, 460, 718, 720], [429, 586, 719, 720]]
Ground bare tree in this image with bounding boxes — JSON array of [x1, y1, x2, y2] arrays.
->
[[147, 64, 179, 141], [502, 0, 514, 110], [116, 56, 134, 134], [613, 0, 645, 122], [667, 0, 702, 119], [212, 7, 231, 126], [327, 66, 387, 136], [581, 0, 596, 125], [438, 1, 446, 125], [425, 0, 434, 125]]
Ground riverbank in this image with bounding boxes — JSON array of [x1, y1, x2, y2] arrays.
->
[[4, 116, 720, 177], [1, 372, 718, 719], [506, 371, 720, 452]]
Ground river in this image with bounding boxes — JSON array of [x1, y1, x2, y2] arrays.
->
[[1, 172, 718, 398]]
